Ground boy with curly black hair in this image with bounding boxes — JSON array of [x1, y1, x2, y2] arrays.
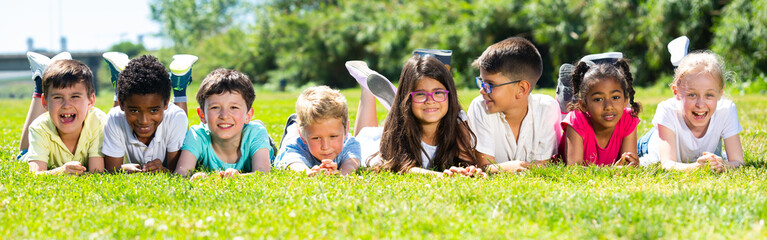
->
[[102, 55, 189, 173]]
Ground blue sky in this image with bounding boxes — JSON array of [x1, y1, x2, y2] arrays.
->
[[0, 0, 163, 54]]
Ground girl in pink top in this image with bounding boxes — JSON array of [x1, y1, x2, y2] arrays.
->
[[558, 59, 642, 166]]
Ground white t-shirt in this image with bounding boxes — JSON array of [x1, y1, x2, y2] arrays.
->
[[420, 141, 437, 169], [467, 94, 561, 163], [642, 98, 741, 164], [102, 104, 188, 165]]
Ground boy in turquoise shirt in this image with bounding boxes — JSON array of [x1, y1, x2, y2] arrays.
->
[[174, 69, 274, 179]]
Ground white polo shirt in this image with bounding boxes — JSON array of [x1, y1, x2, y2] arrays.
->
[[467, 94, 561, 163], [102, 104, 188, 165]]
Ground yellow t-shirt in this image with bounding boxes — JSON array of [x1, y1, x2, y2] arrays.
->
[[23, 108, 107, 169]]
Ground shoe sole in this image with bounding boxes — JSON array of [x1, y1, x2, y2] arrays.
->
[[102, 52, 130, 72], [556, 63, 575, 113], [170, 54, 199, 76], [27, 52, 51, 80], [345, 61, 373, 89], [278, 113, 298, 150], [366, 73, 396, 109]]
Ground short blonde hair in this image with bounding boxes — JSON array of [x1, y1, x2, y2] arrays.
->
[[295, 86, 348, 131], [673, 51, 726, 90]]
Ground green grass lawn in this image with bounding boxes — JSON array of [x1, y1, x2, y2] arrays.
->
[[0, 86, 766, 238]]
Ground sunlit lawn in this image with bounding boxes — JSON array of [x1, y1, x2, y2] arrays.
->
[[0, 85, 765, 238]]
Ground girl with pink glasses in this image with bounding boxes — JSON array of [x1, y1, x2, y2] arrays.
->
[[347, 54, 485, 176]]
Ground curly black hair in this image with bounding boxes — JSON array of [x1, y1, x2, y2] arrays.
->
[[568, 58, 641, 117], [116, 55, 171, 104]]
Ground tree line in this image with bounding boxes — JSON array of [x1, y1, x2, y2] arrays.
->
[[146, 0, 767, 92]]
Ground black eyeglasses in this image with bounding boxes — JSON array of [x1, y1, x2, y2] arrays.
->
[[475, 77, 522, 94]]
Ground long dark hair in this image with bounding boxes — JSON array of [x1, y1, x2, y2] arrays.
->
[[371, 55, 481, 173], [568, 59, 641, 117]]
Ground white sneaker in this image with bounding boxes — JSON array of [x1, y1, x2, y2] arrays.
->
[[345, 61, 375, 89], [170, 54, 198, 76], [580, 52, 623, 65], [366, 73, 397, 110], [26, 52, 51, 81], [170, 54, 199, 91], [103, 52, 130, 87], [51, 52, 72, 61], [345, 60, 397, 110], [668, 36, 690, 67], [103, 52, 130, 72]]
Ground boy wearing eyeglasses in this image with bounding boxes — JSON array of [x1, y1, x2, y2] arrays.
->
[[468, 37, 562, 173], [273, 86, 361, 176]]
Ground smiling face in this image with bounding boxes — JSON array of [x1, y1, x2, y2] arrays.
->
[[411, 77, 449, 126], [300, 117, 346, 161], [673, 72, 723, 132], [120, 93, 168, 145], [43, 82, 95, 138], [582, 78, 627, 131], [478, 70, 521, 114], [197, 91, 254, 142]]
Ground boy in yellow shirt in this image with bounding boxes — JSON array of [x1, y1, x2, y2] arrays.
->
[[21, 59, 107, 175]]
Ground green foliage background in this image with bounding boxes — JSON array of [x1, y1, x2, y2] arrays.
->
[[146, 0, 767, 93]]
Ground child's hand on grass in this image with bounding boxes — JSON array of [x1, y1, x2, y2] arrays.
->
[[121, 163, 143, 173], [219, 168, 240, 178], [57, 161, 86, 175], [306, 159, 339, 177], [442, 166, 486, 178], [615, 152, 639, 167], [190, 172, 208, 180], [464, 165, 487, 178], [696, 152, 726, 173], [505, 160, 530, 173], [142, 159, 168, 173]]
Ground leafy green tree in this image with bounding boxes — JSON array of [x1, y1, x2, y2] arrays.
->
[[145, 0, 766, 91], [712, 0, 767, 92], [150, 0, 244, 49], [109, 41, 146, 58]]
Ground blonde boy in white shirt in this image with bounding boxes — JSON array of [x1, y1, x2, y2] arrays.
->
[[468, 37, 562, 173]]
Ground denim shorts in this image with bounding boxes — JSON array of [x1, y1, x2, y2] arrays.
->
[[637, 129, 654, 157]]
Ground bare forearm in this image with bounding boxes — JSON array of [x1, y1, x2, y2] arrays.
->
[[407, 167, 442, 176], [661, 160, 699, 171], [253, 165, 271, 174], [339, 159, 360, 175], [726, 160, 744, 169]]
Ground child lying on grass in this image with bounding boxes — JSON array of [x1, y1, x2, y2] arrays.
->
[[21, 57, 107, 175], [174, 69, 274, 179], [273, 86, 361, 176]]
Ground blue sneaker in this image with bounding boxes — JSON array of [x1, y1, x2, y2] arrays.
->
[[169, 54, 199, 91], [102, 52, 130, 88]]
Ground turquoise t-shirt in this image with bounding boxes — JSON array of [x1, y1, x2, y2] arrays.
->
[[181, 121, 274, 172]]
